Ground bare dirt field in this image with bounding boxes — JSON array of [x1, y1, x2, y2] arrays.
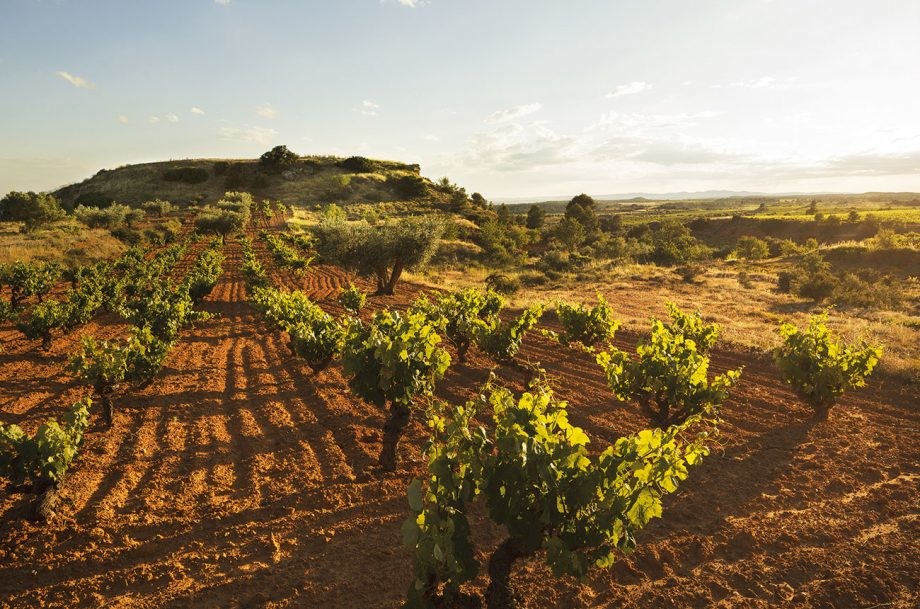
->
[[1, 220, 917, 609]]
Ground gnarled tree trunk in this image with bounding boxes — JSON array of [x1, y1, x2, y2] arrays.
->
[[485, 538, 530, 609], [378, 402, 411, 472]]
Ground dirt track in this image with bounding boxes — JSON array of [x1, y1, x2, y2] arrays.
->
[[1, 222, 918, 608]]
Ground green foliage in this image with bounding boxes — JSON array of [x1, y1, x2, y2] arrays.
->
[[185, 240, 225, 301], [778, 250, 904, 310], [341, 309, 450, 409], [62, 282, 104, 330], [387, 174, 429, 199], [564, 194, 599, 236], [0, 260, 62, 308], [420, 288, 505, 363], [0, 297, 14, 323], [120, 283, 204, 342], [313, 215, 445, 294], [402, 377, 718, 608], [0, 191, 65, 232], [238, 236, 268, 288], [141, 199, 175, 217], [338, 283, 367, 315], [596, 318, 741, 426], [262, 231, 313, 273], [249, 285, 345, 373], [773, 314, 881, 418], [71, 326, 172, 420], [484, 272, 520, 296], [734, 236, 770, 260], [648, 220, 711, 266], [664, 302, 719, 354], [338, 156, 377, 173], [195, 207, 247, 236], [525, 204, 545, 229], [250, 286, 319, 327], [475, 304, 544, 364], [259, 145, 299, 171], [74, 202, 132, 230], [123, 326, 173, 388], [284, 312, 346, 374], [162, 167, 210, 184], [556, 293, 619, 347], [0, 399, 91, 489], [479, 219, 533, 265], [17, 299, 70, 350], [554, 216, 587, 251]]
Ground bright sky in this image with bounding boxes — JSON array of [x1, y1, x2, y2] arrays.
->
[[1, 0, 919, 198]]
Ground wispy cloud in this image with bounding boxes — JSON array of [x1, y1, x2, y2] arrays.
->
[[712, 76, 797, 90], [214, 0, 231, 5], [149, 116, 161, 124], [484, 103, 542, 124], [165, 113, 179, 123], [117, 115, 129, 125], [605, 81, 651, 98], [462, 122, 577, 172], [56, 71, 95, 90], [219, 125, 279, 146], [190, 107, 205, 115], [588, 111, 718, 133], [255, 103, 278, 119], [361, 100, 379, 116], [727, 76, 775, 89]]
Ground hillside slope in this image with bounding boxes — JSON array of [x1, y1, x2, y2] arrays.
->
[[53, 155, 432, 208]]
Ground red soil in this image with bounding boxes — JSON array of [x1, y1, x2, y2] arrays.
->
[[1, 219, 917, 608]]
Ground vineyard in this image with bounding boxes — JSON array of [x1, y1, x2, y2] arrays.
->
[[0, 206, 916, 609]]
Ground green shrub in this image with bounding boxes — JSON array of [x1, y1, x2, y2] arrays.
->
[[339, 156, 377, 173], [259, 145, 299, 171], [773, 314, 882, 420], [0, 399, 91, 490], [142, 199, 175, 217], [596, 318, 741, 426], [556, 293, 619, 347], [401, 377, 718, 608], [734, 236, 770, 260], [338, 283, 367, 315], [73, 192, 115, 209], [0, 260, 62, 308], [70, 326, 170, 426], [675, 264, 706, 283], [313, 215, 444, 295], [341, 309, 450, 470], [664, 302, 719, 354], [419, 288, 505, 363], [387, 174, 429, 199], [484, 272, 520, 296], [475, 304, 544, 364], [0, 191, 65, 232], [17, 299, 70, 350], [284, 312, 346, 374], [195, 208, 247, 236], [162, 167, 210, 184], [185, 242, 225, 301]]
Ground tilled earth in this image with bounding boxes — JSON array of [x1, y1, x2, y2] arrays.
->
[[1, 221, 917, 608]]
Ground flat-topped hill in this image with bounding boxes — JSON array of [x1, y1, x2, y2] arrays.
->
[[53, 154, 432, 208]]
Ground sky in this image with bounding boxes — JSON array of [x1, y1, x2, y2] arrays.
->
[[1, 0, 919, 199]]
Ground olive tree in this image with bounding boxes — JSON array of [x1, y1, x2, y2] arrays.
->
[[314, 215, 445, 295], [0, 191, 65, 232]]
